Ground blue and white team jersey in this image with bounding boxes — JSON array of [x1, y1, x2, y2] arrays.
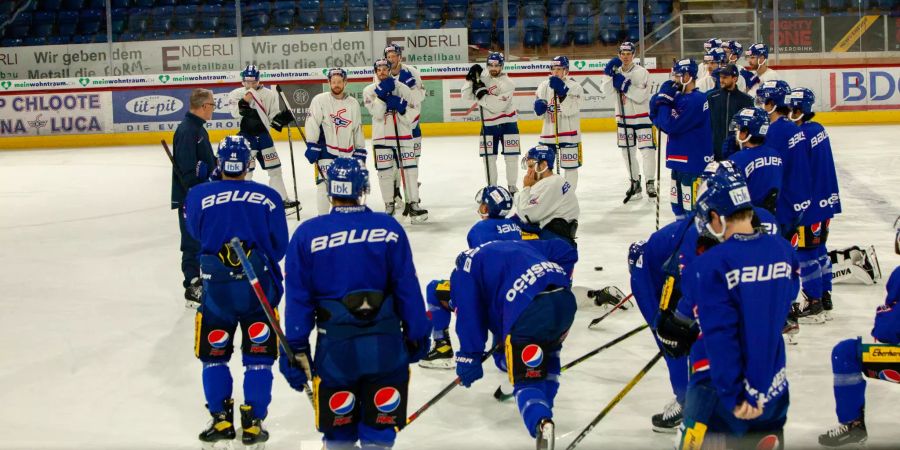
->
[[872, 266, 900, 345], [685, 232, 799, 411], [765, 116, 812, 227], [450, 240, 578, 354], [654, 89, 714, 175], [282, 206, 431, 345], [800, 121, 841, 220], [728, 144, 783, 210], [184, 179, 289, 264], [631, 218, 694, 324], [467, 217, 522, 248]]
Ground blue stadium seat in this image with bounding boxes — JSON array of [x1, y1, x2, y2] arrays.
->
[[57, 10, 79, 35], [548, 16, 568, 47], [394, 21, 418, 30], [446, 0, 467, 19], [571, 0, 594, 16], [373, 5, 391, 23], [469, 18, 493, 48], [343, 23, 365, 31], [601, 1, 623, 16], [168, 30, 192, 39], [172, 5, 196, 31], [801, 0, 820, 10], [192, 29, 215, 38], [291, 25, 316, 34], [422, 0, 443, 21], [23, 36, 47, 46], [62, 0, 85, 10], [116, 31, 141, 41], [570, 16, 595, 46], [496, 17, 520, 45], [521, 4, 545, 18], [547, 0, 564, 18], [523, 17, 546, 47], [149, 6, 173, 33], [649, 0, 672, 15], [626, 24, 641, 42], [322, 1, 345, 26], [37, 0, 62, 11], [143, 30, 166, 40], [1, 38, 24, 47], [420, 19, 441, 29], [469, 3, 493, 20], [7, 12, 32, 38], [78, 9, 104, 34], [397, 6, 417, 22], [779, 0, 798, 11], [197, 4, 220, 30], [319, 24, 340, 32], [48, 35, 70, 44], [273, 1, 296, 27], [242, 3, 270, 32], [111, 8, 129, 33], [32, 11, 56, 37], [298, 0, 321, 26], [626, 1, 640, 16], [443, 19, 466, 28], [348, 1, 367, 25]]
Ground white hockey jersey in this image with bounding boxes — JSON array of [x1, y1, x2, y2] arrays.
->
[[515, 174, 580, 228], [362, 81, 417, 148], [696, 75, 718, 93], [535, 76, 583, 145], [600, 63, 652, 127], [745, 67, 779, 99], [304, 92, 365, 157], [227, 85, 281, 123], [460, 71, 518, 127], [392, 64, 426, 129]]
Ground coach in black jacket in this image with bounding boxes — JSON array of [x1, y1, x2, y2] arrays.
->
[[707, 64, 754, 160], [171, 88, 217, 306]]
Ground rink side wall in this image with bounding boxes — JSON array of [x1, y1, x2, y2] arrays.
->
[[2, 61, 900, 149]]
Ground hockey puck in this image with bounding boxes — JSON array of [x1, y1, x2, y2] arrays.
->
[[594, 266, 603, 271]]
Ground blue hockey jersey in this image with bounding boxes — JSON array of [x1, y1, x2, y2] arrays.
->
[[872, 266, 900, 345], [467, 217, 522, 248], [728, 144, 783, 210], [765, 116, 812, 227], [450, 240, 578, 355], [687, 232, 799, 411], [283, 206, 431, 345], [800, 121, 841, 220], [184, 179, 289, 266], [630, 217, 694, 325], [652, 89, 714, 175]]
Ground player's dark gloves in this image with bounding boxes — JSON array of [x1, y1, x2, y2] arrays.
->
[[549, 76, 569, 98], [654, 309, 698, 357], [604, 56, 623, 77], [278, 344, 312, 393], [466, 63, 483, 83], [473, 81, 488, 100], [455, 352, 484, 387], [270, 109, 294, 132], [534, 98, 549, 116], [237, 98, 254, 117], [406, 335, 431, 364]]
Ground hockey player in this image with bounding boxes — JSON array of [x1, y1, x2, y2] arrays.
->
[[649, 59, 713, 219], [279, 157, 431, 449], [725, 107, 783, 212], [385, 44, 427, 213], [603, 41, 657, 201], [419, 186, 522, 369], [534, 56, 584, 189], [183, 135, 289, 448], [304, 67, 367, 215], [696, 47, 726, 93], [515, 145, 580, 247], [697, 38, 723, 80], [227, 65, 299, 211], [672, 165, 798, 449], [462, 52, 521, 192], [789, 88, 841, 322], [451, 239, 579, 449], [363, 58, 428, 222], [817, 220, 900, 447], [742, 43, 779, 98], [721, 40, 747, 92]]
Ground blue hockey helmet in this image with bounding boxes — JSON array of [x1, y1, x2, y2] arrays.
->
[[550, 56, 570, 71], [618, 41, 636, 54], [729, 107, 770, 142], [326, 67, 347, 80], [487, 52, 505, 67], [241, 65, 260, 82], [217, 135, 252, 177], [704, 47, 727, 65], [755, 80, 792, 109], [788, 87, 815, 115], [672, 58, 699, 79], [627, 240, 645, 274], [695, 162, 753, 241], [384, 43, 403, 57], [746, 43, 769, 59], [703, 38, 723, 52], [524, 144, 555, 171], [327, 157, 370, 200], [475, 185, 514, 219], [724, 40, 743, 57]]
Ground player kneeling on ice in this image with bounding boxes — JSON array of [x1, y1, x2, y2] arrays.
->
[[183, 136, 290, 449], [420, 186, 522, 370], [279, 158, 431, 449], [451, 239, 578, 450], [515, 145, 580, 248], [664, 164, 798, 450], [817, 218, 900, 448]]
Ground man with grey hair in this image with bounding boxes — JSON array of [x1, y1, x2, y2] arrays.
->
[[172, 88, 217, 308]]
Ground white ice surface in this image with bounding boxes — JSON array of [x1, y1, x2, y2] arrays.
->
[[1, 126, 898, 450]]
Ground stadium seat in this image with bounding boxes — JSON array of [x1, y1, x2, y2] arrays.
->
[[469, 18, 493, 48], [548, 16, 568, 47], [172, 5, 196, 32], [522, 17, 546, 47], [348, 0, 367, 24], [469, 3, 493, 20], [422, 0, 443, 21], [291, 25, 316, 33], [32, 11, 56, 37], [47, 35, 70, 44], [85, 0, 106, 8], [62, 0, 86, 10], [111, 0, 130, 7], [142, 30, 166, 40], [149, 6, 173, 34], [601, 0, 623, 16], [298, 0, 321, 26], [7, 12, 32, 38], [321, 1, 345, 26], [373, 5, 391, 23], [571, 0, 594, 16], [319, 24, 340, 32], [37, 0, 62, 11], [192, 29, 215, 38], [110, 8, 129, 33], [446, 0, 467, 19], [779, 0, 798, 11], [547, 0, 565, 18], [649, 0, 672, 15], [79, 9, 104, 35], [57, 10, 79, 35], [826, 0, 847, 9], [394, 21, 418, 30], [801, 0, 820, 10], [273, 1, 296, 27], [1, 38, 24, 47], [443, 19, 466, 28], [420, 20, 441, 29], [521, 3, 545, 18], [397, 6, 418, 22], [343, 23, 365, 31], [197, 4, 220, 30], [116, 31, 141, 41], [571, 16, 595, 46], [23, 36, 47, 46]]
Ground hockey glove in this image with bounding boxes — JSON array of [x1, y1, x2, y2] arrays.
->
[[304, 142, 323, 164], [648, 93, 660, 122], [270, 109, 294, 132], [352, 148, 367, 163], [656, 80, 678, 107], [279, 344, 313, 393], [533, 98, 549, 116], [385, 95, 408, 115], [549, 76, 569, 97], [604, 56, 623, 77], [196, 161, 209, 181], [654, 309, 698, 358], [399, 69, 417, 88], [375, 77, 396, 100], [739, 68, 759, 90], [406, 335, 431, 364], [612, 73, 631, 93], [466, 63, 484, 83], [455, 352, 484, 387], [237, 98, 254, 117], [473, 81, 488, 100]]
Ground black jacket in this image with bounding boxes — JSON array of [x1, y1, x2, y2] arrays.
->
[[171, 112, 216, 209], [707, 88, 754, 160]]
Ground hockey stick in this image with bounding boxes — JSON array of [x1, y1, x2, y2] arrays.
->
[[587, 293, 635, 329], [565, 352, 663, 449], [553, 94, 561, 175], [493, 323, 648, 402], [160, 139, 188, 190], [274, 85, 309, 219], [404, 343, 502, 430], [274, 85, 308, 142], [284, 124, 301, 220], [478, 105, 492, 186], [228, 237, 314, 406], [655, 125, 663, 231], [617, 69, 638, 204], [391, 111, 412, 210]]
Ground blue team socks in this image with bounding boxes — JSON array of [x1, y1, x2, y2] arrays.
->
[[243, 363, 273, 419], [664, 354, 689, 405], [831, 338, 866, 423], [202, 362, 233, 413]]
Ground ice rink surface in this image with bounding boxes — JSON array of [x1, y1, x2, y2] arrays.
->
[[1, 125, 898, 450]]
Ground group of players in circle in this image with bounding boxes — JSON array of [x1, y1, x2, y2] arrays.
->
[[176, 40, 900, 450]]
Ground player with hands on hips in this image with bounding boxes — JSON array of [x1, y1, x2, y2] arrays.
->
[[817, 218, 900, 448], [742, 43, 779, 98], [304, 67, 367, 215], [533, 56, 584, 189], [462, 52, 522, 193], [603, 41, 657, 202], [183, 135, 289, 449], [280, 157, 431, 449], [227, 65, 300, 211], [451, 239, 578, 449], [515, 145, 580, 248]]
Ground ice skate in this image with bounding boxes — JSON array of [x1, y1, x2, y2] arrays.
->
[[418, 337, 454, 369], [536, 418, 555, 450], [651, 398, 682, 433], [199, 399, 236, 449], [819, 417, 867, 448], [239, 404, 269, 450]]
